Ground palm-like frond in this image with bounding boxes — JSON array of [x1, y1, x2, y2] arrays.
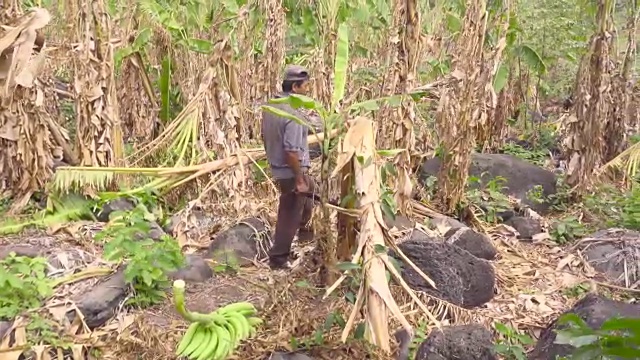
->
[[51, 167, 165, 193], [52, 169, 116, 193], [600, 141, 640, 179], [0, 193, 92, 235]]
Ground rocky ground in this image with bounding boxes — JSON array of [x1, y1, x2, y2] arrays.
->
[[0, 153, 639, 360]]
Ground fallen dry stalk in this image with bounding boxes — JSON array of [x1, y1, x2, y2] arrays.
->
[[326, 117, 438, 352], [53, 130, 339, 194]]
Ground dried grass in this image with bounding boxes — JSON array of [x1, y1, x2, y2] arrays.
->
[[570, 231, 640, 289], [565, 0, 615, 188], [0, 9, 58, 213], [434, 0, 488, 212]]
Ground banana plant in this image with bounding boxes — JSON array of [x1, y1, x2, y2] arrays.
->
[[493, 12, 547, 93], [283, 0, 390, 58]]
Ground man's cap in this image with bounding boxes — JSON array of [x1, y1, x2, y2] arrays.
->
[[283, 65, 310, 81]]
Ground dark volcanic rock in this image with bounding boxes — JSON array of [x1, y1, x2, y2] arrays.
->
[[71, 267, 129, 329], [419, 153, 558, 214], [206, 217, 269, 266], [94, 198, 136, 222], [504, 216, 544, 240], [478, 204, 516, 222], [530, 293, 640, 360], [415, 324, 497, 360], [132, 221, 167, 241], [444, 227, 497, 260], [168, 254, 214, 283], [398, 240, 496, 308]]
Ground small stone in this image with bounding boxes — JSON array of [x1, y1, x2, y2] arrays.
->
[[415, 324, 497, 360], [429, 215, 466, 231], [147, 221, 167, 241], [132, 221, 168, 241], [444, 227, 497, 260], [168, 254, 213, 283], [269, 352, 315, 360], [504, 216, 543, 240], [94, 198, 135, 222], [384, 214, 415, 231], [207, 218, 269, 266]]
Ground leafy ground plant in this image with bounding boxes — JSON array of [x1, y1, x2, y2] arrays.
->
[[466, 176, 512, 223], [555, 313, 640, 359], [0, 254, 53, 320], [493, 322, 535, 360], [550, 216, 587, 244], [26, 314, 71, 348], [94, 205, 185, 307], [500, 143, 549, 166]]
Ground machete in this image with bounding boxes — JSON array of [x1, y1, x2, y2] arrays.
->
[[297, 191, 340, 207]]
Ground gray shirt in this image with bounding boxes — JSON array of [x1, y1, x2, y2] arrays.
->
[[261, 93, 311, 179]]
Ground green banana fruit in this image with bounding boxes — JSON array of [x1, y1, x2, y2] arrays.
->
[[190, 327, 212, 359], [217, 302, 256, 316], [225, 312, 249, 340], [212, 325, 231, 360], [224, 321, 239, 358], [225, 318, 238, 346], [196, 326, 219, 360], [183, 325, 207, 358], [247, 317, 263, 326], [247, 317, 263, 338], [177, 322, 200, 356]]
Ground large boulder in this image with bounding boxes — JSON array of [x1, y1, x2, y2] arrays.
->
[[206, 218, 269, 266], [530, 293, 640, 359], [397, 240, 496, 308], [419, 153, 558, 214], [577, 228, 640, 286], [415, 324, 497, 360]]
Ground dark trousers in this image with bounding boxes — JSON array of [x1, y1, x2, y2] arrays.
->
[[268, 174, 315, 265]]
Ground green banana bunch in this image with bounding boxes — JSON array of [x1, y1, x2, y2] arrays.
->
[[173, 280, 264, 360]]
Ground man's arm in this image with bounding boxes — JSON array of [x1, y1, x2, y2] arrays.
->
[[283, 120, 305, 183]]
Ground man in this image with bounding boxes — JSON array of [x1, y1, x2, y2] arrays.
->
[[261, 65, 316, 270]]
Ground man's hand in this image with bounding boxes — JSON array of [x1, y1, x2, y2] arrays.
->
[[295, 176, 309, 193]]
